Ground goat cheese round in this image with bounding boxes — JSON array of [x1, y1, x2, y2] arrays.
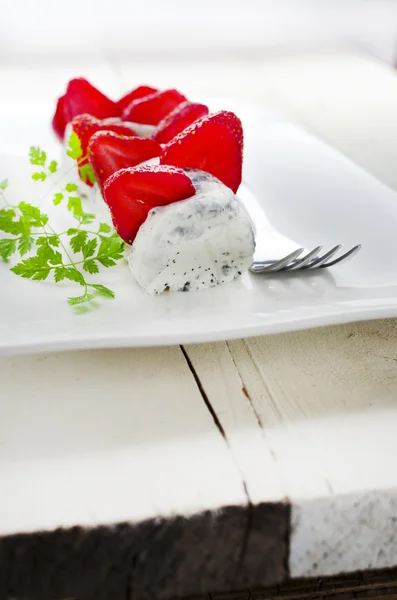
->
[[128, 169, 255, 294]]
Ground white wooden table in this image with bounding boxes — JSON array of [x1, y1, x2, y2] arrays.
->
[[2, 50, 397, 600]]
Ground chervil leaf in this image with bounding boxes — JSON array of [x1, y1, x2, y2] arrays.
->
[[79, 163, 96, 185], [0, 209, 15, 231], [98, 236, 124, 257], [63, 267, 85, 286], [18, 235, 34, 256], [69, 230, 88, 253], [12, 255, 46, 269], [18, 202, 48, 227], [65, 183, 78, 192], [36, 242, 56, 260], [97, 237, 110, 252], [67, 196, 83, 219], [33, 268, 51, 280], [19, 216, 32, 235], [112, 240, 125, 254], [1, 167, 121, 309], [54, 267, 66, 283], [0, 238, 17, 262], [36, 236, 48, 246], [98, 222, 111, 233], [35, 242, 62, 267], [53, 192, 63, 206], [48, 235, 60, 247], [48, 160, 58, 174], [83, 259, 99, 274], [89, 283, 114, 298], [11, 256, 50, 280], [82, 238, 97, 259], [109, 250, 124, 262], [0, 209, 23, 235], [97, 256, 117, 267], [29, 146, 46, 167], [18, 202, 41, 223], [32, 172, 47, 182], [80, 213, 95, 225], [67, 292, 95, 306], [48, 251, 63, 266], [66, 131, 83, 160]]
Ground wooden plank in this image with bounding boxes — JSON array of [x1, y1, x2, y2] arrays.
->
[[185, 342, 285, 505], [228, 321, 397, 577], [0, 347, 288, 599], [189, 565, 397, 599], [0, 347, 248, 532], [184, 322, 397, 580], [0, 502, 288, 600]]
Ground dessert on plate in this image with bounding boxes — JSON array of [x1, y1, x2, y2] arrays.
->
[[52, 78, 255, 294]]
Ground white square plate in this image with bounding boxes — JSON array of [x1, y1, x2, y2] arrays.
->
[[1, 102, 397, 356]]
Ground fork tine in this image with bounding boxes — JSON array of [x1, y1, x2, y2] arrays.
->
[[269, 248, 306, 272], [249, 248, 304, 273], [320, 244, 361, 268], [260, 248, 305, 272], [303, 245, 341, 269], [283, 246, 322, 271]]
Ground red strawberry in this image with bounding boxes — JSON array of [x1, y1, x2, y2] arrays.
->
[[70, 114, 145, 185], [160, 110, 243, 193], [103, 165, 195, 244], [154, 101, 209, 143], [122, 89, 187, 125], [52, 95, 71, 141], [66, 78, 116, 121], [88, 131, 161, 188], [116, 85, 157, 114], [52, 78, 117, 139]]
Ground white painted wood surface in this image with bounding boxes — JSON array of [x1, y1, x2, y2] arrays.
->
[[0, 348, 247, 535], [1, 50, 397, 579], [232, 322, 397, 576]]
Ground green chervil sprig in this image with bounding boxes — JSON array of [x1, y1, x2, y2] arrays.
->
[[0, 134, 125, 307]]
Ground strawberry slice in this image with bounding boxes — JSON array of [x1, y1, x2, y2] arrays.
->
[[122, 89, 187, 125], [116, 85, 157, 114], [160, 110, 243, 193], [52, 95, 71, 141], [88, 131, 161, 188], [66, 78, 116, 121], [70, 114, 144, 185], [53, 78, 117, 139], [154, 101, 209, 143], [103, 165, 195, 244]]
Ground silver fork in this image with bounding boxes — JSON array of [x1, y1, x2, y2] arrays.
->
[[250, 243, 361, 273], [238, 183, 361, 275]]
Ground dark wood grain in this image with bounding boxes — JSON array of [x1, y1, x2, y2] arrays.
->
[[0, 502, 288, 600], [187, 566, 397, 600]]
